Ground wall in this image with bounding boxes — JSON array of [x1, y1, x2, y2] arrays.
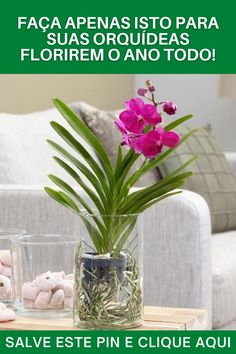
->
[[135, 75, 236, 152], [0, 74, 134, 113], [1, 74, 235, 151], [219, 75, 236, 100]]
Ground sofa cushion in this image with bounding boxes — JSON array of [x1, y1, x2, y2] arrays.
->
[[212, 231, 236, 328], [159, 126, 236, 233], [77, 102, 159, 187], [225, 152, 236, 177], [0, 103, 99, 186]]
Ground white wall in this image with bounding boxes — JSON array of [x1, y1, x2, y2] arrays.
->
[[0, 75, 134, 113], [135, 75, 236, 152]]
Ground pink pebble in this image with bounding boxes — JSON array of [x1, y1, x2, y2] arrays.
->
[[65, 274, 74, 281], [22, 282, 40, 301], [21, 272, 74, 311], [0, 275, 11, 299], [0, 250, 11, 267], [59, 280, 73, 297], [1, 265, 11, 278], [0, 302, 6, 309], [23, 298, 35, 309], [0, 308, 15, 322], [35, 290, 52, 309], [64, 297, 73, 309], [35, 271, 59, 291], [6, 288, 12, 298], [50, 289, 64, 309], [52, 271, 65, 281]]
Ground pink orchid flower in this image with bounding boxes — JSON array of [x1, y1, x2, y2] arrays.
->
[[122, 133, 141, 153], [162, 131, 180, 148], [135, 128, 180, 159], [136, 130, 163, 159], [114, 119, 126, 134], [116, 98, 162, 134], [115, 88, 181, 159]]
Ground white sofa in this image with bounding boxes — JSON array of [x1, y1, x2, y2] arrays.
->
[[0, 105, 236, 329]]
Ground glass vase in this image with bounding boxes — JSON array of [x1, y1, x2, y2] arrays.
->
[[12, 234, 75, 316], [74, 213, 143, 329], [0, 228, 25, 304]]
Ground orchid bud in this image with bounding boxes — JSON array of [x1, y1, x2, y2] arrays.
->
[[148, 85, 156, 93], [146, 80, 156, 93], [137, 88, 148, 97], [163, 101, 177, 115]]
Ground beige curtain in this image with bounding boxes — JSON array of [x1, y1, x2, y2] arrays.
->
[[219, 75, 236, 99]]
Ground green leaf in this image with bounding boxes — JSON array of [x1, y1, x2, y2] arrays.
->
[[115, 148, 135, 180], [113, 217, 137, 258], [50, 122, 108, 186], [45, 187, 103, 253], [48, 174, 106, 237], [80, 217, 104, 253], [164, 114, 193, 131], [45, 98, 196, 255], [53, 156, 107, 216], [122, 179, 185, 214], [114, 145, 123, 177], [47, 139, 111, 209], [114, 152, 141, 197], [53, 98, 115, 186], [118, 128, 198, 204], [123, 155, 198, 207], [137, 191, 183, 213], [112, 190, 183, 256], [58, 191, 81, 212], [122, 171, 192, 211], [159, 155, 198, 179], [44, 187, 79, 213]]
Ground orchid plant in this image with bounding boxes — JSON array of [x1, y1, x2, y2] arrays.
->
[[45, 80, 196, 257]]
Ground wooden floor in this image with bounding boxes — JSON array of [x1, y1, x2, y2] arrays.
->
[[0, 306, 208, 330]]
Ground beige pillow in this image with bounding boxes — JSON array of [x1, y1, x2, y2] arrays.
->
[[158, 126, 236, 233]]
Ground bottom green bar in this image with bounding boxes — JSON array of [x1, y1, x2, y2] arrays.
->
[[0, 331, 234, 353]]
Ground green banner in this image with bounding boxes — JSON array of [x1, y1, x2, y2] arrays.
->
[[0, 0, 235, 73], [0, 331, 235, 353]]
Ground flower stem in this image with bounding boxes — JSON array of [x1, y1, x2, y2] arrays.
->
[[146, 80, 157, 107]]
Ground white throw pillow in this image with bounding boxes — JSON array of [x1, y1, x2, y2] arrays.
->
[[0, 103, 100, 186]]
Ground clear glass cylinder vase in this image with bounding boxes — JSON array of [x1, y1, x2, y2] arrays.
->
[[74, 213, 143, 329], [0, 228, 25, 304], [12, 234, 75, 316]]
